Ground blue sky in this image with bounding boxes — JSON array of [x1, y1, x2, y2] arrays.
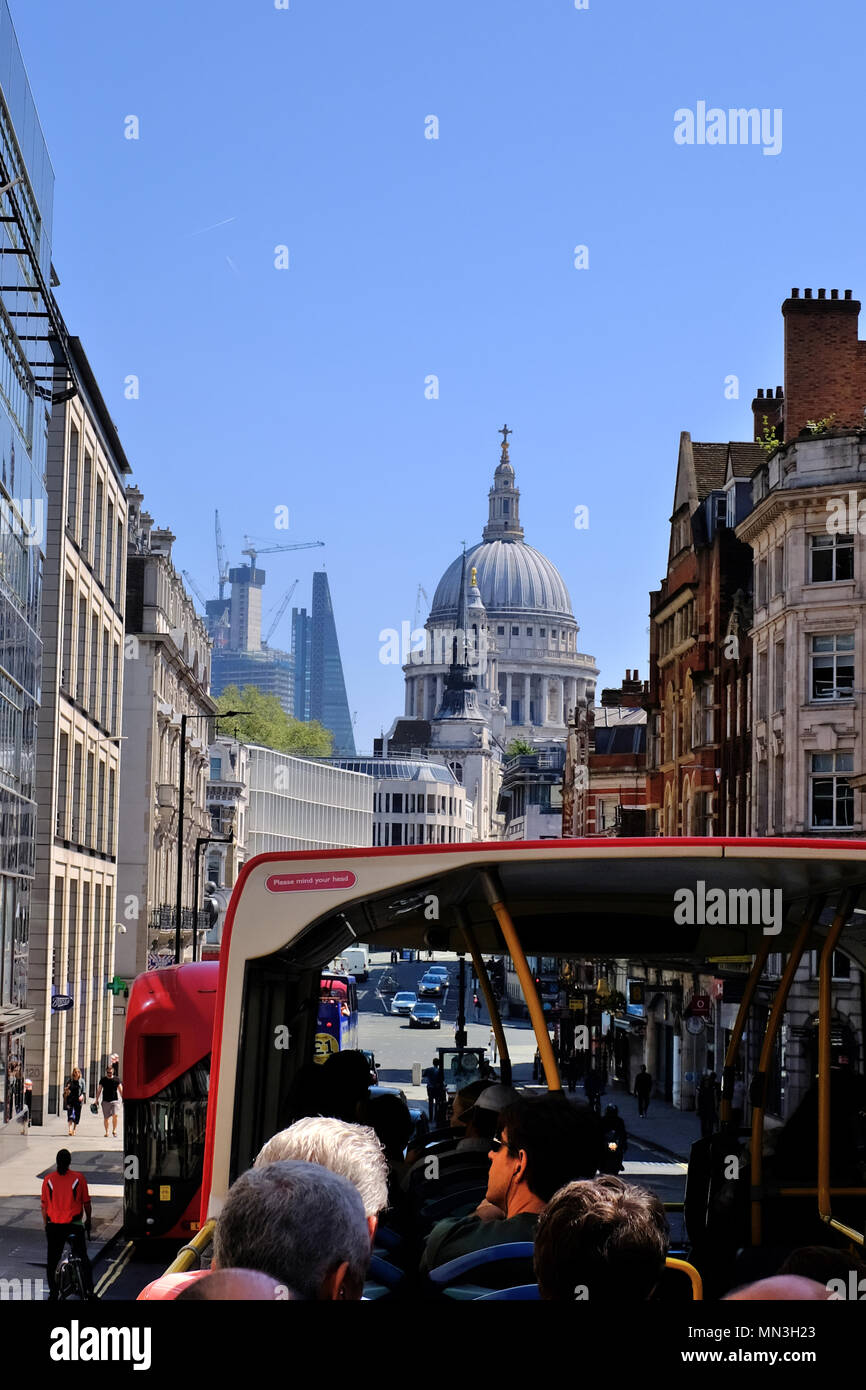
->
[[10, 0, 866, 749]]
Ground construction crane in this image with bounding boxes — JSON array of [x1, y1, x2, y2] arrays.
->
[[241, 536, 325, 569], [414, 583, 430, 629], [215, 511, 230, 599], [262, 579, 299, 647], [182, 571, 209, 611]]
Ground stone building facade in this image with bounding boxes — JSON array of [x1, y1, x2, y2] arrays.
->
[[28, 338, 130, 1120], [114, 489, 215, 1009], [735, 287, 866, 1113]]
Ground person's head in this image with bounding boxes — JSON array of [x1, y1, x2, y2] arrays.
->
[[357, 1092, 415, 1166], [603, 1105, 619, 1119], [432, 1057, 440, 1069], [487, 1096, 599, 1215], [639, 1065, 646, 1073], [460, 1083, 520, 1141], [56, 1149, 72, 1174], [724, 1276, 830, 1302], [321, 1050, 374, 1121], [777, 1246, 866, 1284], [451, 1079, 493, 1130], [213, 1160, 370, 1301], [71, 1068, 81, 1080], [175, 1270, 302, 1301], [254, 1117, 387, 1241], [534, 1177, 668, 1301]]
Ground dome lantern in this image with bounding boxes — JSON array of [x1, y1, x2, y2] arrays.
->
[[483, 425, 524, 542]]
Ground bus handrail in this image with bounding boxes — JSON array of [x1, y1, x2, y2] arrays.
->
[[665, 1257, 703, 1300], [164, 1220, 217, 1275]]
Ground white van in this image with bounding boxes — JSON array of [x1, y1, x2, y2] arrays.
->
[[341, 946, 370, 982]]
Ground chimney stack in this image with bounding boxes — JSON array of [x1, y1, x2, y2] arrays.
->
[[780, 287, 866, 439]]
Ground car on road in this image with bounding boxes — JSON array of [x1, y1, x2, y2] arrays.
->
[[391, 991, 418, 1016], [426, 965, 450, 985], [409, 1001, 441, 1029], [418, 974, 443, 997]]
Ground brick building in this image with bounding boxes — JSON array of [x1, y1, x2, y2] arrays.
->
[[645, 433, 761, 838]]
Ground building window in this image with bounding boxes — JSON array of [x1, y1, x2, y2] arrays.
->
[[551, 629, 557, 639], [526, 627, 532, 636], [392, 793, 403, 812], [773, 752, 784, 832], [511, 626, 519, 636], [773, 640, 785, 713], [210, 757, 221, 780], [497, 626, 505, 635], [755, 557, 768, 608], [810, 751, 854, 829], [810, 533, 853, 583], [540, 628, 546, 637], [773, 541, 785, 594], [391, 823, 402, 846], [809, 949, 851, 979], [757, 649, 768, 720], [810, 633, 854, 700]]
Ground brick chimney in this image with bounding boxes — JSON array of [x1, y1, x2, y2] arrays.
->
[[751, 385, 783, 442], [780, 288, 866, 439], [600, 668, 645, 708]]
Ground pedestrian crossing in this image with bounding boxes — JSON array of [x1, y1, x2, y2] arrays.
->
[[624, 1159, 688, 1175]]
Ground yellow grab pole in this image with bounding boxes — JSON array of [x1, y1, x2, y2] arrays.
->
[[458, 910, 512, 1086], [719, 941, 771, 1127], [479, 870, 561, 1091], [818, 890, 862, 1240], [750, 897, 824, 1245], [164, 1219, 217, 1274]]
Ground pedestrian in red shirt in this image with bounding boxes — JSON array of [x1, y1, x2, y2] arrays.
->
[[41, 1149, 94, 1300]]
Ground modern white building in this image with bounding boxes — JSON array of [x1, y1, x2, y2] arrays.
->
[[246, 746, 373, 857], [331, 757, 471, 845]]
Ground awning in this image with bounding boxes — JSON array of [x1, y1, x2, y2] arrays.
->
[[0, 1007, 35, 1036]]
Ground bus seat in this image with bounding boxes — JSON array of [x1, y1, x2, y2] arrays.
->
[[416, 1185, 489, 1227], [367, 1254, 406, 1292], [373, 1225, 403, 1255], [427, 1241, 536, 1296], [475, 1284, 541, 1301]]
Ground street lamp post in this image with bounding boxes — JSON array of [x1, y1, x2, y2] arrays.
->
[[174, 710, 247, 963], [192, 832, 233, 962]]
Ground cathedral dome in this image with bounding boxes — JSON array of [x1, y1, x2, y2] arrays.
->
[[429, 428, 575, 623], [430, 538, 573, 621]]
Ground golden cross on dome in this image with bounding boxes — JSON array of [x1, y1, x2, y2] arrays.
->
[[499, 424, 512, 446]]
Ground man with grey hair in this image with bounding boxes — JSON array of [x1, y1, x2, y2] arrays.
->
[[213, 1160, 371, 1301], [254, 1116, 388, 1242]]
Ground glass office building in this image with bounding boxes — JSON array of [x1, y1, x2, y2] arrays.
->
[[292, 571, 356, 755], [0, 0, 60, 1131]]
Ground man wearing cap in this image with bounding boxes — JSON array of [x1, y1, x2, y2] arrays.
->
[[420, 1095, 599, 1275]]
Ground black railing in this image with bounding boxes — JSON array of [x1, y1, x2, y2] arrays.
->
[[149, 906, 211, 930]]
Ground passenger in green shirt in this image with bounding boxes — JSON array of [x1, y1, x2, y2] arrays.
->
[[420, 1095, 599, 1275]]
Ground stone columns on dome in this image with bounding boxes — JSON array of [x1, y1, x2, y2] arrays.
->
[[523, 674, 531, 727], [506, 673, 513, 722], [435, 674, 444, 711]]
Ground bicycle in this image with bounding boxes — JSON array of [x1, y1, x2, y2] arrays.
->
[[54, 1229, 97, 1301]]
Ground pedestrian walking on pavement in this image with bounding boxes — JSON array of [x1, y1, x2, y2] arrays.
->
[[96, 1065, 123, 1138], [473, 992, 481, 1023], [634, 1064, 653, 1118], [42, 1148, 94, 1300], [584, 1066, 603, 1115], [697, 1070, 719, 1140], [23, 1078, 32, 1127], [63, 1068, 86, 1136], [487, 1028, 498, 1066]]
